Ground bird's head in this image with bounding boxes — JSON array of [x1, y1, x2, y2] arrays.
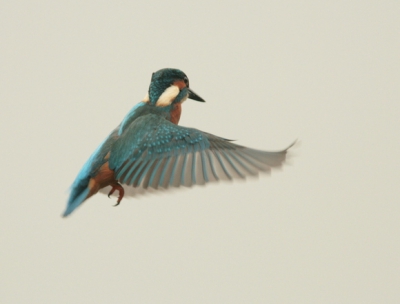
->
[[143, 68, 205, 107]]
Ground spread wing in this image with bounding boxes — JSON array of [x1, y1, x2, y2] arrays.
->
[[108, 114, 293, 190]]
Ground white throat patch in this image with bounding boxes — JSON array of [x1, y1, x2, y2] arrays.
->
[[155, 85, 180, 107], [142, 93, 150, 103]]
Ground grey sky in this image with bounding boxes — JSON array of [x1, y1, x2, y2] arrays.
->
[[1, 1, 399, 303]]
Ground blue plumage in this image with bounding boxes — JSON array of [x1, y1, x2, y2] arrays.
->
[[63, 68, 293, 217]]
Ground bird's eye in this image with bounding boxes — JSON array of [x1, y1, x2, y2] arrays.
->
[[183, 77, 189, 87]]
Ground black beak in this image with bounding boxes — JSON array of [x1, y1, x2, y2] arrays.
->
[[188, 88, 205, 102]]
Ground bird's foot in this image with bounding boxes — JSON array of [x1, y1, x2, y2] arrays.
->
[[108, 183, 125, 207]]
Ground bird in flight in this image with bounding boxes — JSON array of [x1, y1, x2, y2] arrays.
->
[[63, 68, 294, 217]]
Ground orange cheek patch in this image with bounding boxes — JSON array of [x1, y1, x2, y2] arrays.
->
[[173, 80, 186, 90]]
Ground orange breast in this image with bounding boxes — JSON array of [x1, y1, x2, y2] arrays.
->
[[93, 161, 116, 188], [90, 152, 117, 191], [170, 103, 182, 124], [86, 161, 117, 200]]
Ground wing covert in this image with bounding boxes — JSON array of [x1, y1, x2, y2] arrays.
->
[[109, 114, 292, 190]]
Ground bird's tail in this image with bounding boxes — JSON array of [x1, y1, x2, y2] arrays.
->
[[63, 177, 90, 217]]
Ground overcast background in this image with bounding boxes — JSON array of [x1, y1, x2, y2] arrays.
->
[[1, 1, 399, 303]]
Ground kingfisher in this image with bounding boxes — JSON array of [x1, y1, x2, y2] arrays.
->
[[63, 68, 294, 217]]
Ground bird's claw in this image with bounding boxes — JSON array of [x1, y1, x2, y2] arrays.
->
[[107, 183, 125, 207]]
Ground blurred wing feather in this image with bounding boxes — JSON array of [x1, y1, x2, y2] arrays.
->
[[109, 114, 292, 190]]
